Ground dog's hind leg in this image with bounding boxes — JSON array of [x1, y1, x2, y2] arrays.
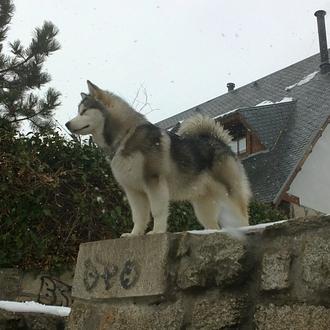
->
[[121, 189, 150, 237], [192, 196, 221, 230], [145, 177, 169, 234], [222, 195, 249, 227]]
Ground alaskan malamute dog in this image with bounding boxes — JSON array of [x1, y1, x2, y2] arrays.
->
[[66, 81, 252, 236]]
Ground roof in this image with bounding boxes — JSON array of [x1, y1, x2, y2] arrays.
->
[[157, 52, 330, 203], [233, 101, 296, 150]]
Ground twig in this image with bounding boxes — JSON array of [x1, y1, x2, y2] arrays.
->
[[131, 85, 160, 115]]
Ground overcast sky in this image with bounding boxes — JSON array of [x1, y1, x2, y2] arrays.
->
[[6, 0, 330, 129]]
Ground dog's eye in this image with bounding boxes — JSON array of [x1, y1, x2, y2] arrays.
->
[[78, 102, 89, 115], [80, 108, 89, 115]]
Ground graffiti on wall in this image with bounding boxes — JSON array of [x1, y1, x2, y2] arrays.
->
[[83, 258, 140, 292], [37, 275, 72, 306]]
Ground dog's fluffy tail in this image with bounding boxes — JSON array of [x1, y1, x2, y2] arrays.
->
[[177, 114, 232, 145]]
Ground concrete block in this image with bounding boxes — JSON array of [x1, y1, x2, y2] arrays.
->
[[254, 304, 330, 330], [190, 292, 247, 330], [68, 299, 184, 330], [301, 237, 330, 291], [72, 234, 171, 299], [261, 250, 291, 291], [176, 233, 248, 289]]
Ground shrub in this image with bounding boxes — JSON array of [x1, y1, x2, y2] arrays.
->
[[0, 124, 131, 270], [249, 200, 288, 225]]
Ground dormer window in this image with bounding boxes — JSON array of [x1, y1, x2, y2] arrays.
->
[[217, 115, 265, 157], [222, 120, 248, 156], [229, 137, 247, 155]]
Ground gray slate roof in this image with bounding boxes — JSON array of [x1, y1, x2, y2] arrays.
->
[[237, 101, 296, 149], [157, 52, 330, 203]]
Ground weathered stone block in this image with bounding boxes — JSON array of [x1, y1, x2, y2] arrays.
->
[[301, 237, 330, 291], [261, 250, 291, 291], [176, 233, 248, 289], [0, 310, 67, 330], [72, 234, 171, 299], [254, 304, 330, 330], [190, 292, 247, 329], [0, 269, 22, 300], [68, 299, 184, 330]]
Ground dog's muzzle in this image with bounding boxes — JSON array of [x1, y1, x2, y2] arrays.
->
[[65, 121, 90, 133]]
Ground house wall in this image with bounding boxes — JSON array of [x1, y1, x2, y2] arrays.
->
[[288, 123, 330, 214]]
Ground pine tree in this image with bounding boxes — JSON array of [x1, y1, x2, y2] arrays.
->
[[0, 0, 61, 130]]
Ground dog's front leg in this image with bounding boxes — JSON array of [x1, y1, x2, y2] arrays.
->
[[121, 189, 150, 237], [146, 177, 169, 234]]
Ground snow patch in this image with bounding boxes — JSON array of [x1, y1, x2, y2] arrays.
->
[[277, 97, 293, 103], [188, 220, 288, 236], [285, 71, 318, 91], [213, 108, 239, 119], [255, 97, 293, 107], [255, 100, 274, 106], [0, 301, 71, 317]]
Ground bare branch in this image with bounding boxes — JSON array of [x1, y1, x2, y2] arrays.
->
[[131, 83, 144, 108], [131, 85, 159, 116]]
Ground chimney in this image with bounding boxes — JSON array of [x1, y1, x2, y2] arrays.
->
[[314, 10, 330, 74], [227, 82, 235, 91]]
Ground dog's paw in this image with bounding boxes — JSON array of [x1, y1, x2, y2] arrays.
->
[[146, 230, 165, 235], [120, 232, 135, 238]]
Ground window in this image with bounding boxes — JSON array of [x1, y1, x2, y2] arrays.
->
[[229, 137, 247, 155], [238, 137, 246, 153]]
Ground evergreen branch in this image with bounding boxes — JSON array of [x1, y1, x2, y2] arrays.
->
[[0, 0, 15, 43], [8, 107, 50, 124], [0, 54, 34, 74], [0, 2, 61, 131]]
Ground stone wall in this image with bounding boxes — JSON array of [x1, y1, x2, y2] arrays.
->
[[0, 269, 73, 329], [68, 215, 330, 329], [0, 309, 67, 330], [0, 268, 74, 307]]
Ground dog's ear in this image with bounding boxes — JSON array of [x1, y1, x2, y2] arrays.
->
[[86, 80, 111, 107], [80, 92, 88, 100], [87, 80, 101, 97]]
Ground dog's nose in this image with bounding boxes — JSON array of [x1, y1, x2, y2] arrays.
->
[[65, 121, 71, 130]]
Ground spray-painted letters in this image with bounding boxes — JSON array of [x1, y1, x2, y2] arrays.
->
[[83, 258, 139, 292]]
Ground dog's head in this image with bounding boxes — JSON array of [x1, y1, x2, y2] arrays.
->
[[65, 81, 107, 135]]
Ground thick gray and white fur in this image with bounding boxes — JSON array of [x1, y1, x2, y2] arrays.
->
[[66, 81, 252, 237]]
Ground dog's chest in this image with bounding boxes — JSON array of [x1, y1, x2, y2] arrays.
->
[[110, 151, 144, 189]]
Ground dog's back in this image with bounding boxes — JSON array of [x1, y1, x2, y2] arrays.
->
[[167, 114, 252, 227]]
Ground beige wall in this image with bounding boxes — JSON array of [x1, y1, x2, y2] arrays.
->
[[289, 123, 330, 214]]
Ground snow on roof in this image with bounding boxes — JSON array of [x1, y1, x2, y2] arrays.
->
[[255, 100, 274, 106], [285, 71, 318, 91], [168, 97, 295, 130], [213, 108, 239, 120], [255, 97, 294, 107], [0, 301, 71, 317], [277, 97, 293, 103], [214, 97, 294, 119]]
